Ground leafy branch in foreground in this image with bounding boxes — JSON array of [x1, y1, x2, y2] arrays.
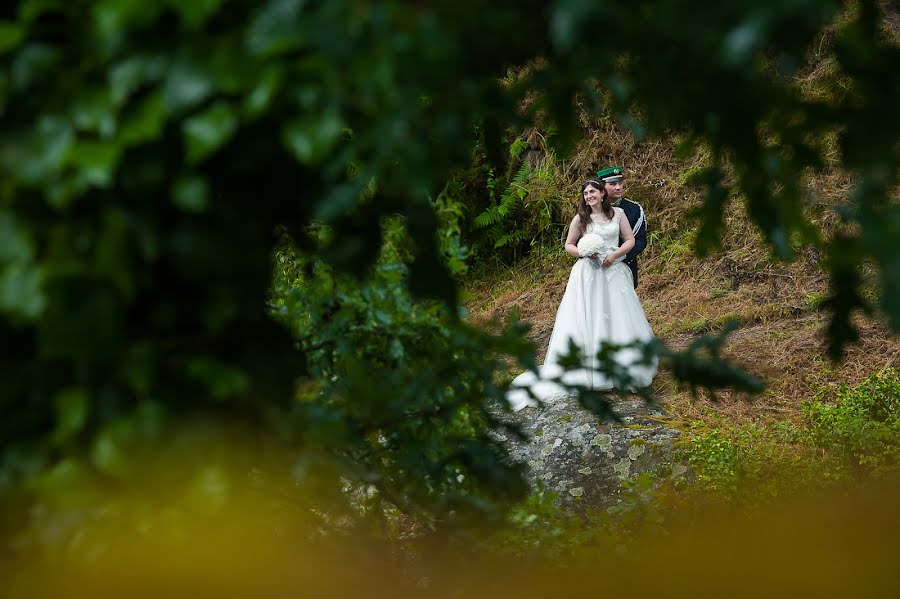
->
[[517, 321, 763, 420], [0, 0, 896, 552]]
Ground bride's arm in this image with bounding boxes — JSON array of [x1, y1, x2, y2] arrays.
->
[[603, 210, 635, 266], [564, 215, 582, 258]]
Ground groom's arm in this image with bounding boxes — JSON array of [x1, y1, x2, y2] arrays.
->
[[625, 204, 647, 262]]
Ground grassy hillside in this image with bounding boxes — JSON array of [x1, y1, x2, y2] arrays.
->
[[465, 118, 898, 427], [463, 13, 900, 432]]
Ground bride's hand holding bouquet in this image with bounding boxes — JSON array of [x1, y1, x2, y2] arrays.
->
[[577, 234, 624, 268]]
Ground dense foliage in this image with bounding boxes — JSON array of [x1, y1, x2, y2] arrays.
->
[[269, 210, 535, 524], [0, 0, 897, 551]]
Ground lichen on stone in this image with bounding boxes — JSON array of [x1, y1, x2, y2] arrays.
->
[[613, 457, 631, 478], [590, 433, 613, 449], [627, 444, 646, 461]]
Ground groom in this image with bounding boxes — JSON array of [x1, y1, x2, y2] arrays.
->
[[596, 166, 647, 288]]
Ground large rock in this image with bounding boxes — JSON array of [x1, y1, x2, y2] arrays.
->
[[497, 396, 685, 511]]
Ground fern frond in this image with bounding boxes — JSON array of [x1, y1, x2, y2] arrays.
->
[[474, 207, 502, 228], [509, 138, 528, 160]]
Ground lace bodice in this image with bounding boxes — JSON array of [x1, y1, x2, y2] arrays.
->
[[585, 207, 622, 247]]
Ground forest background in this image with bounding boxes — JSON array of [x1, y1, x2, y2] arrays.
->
[[1, 0, 899, 594]]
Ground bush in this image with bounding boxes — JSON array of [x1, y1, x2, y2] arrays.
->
[[683, 369, 900, 504], [803, 369, 900, 478]]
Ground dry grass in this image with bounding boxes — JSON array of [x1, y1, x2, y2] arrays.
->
[[467, 9, 900, 427], [464, 121, 900, 428]]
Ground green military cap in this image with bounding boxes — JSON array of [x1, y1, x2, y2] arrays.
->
[[596, 166, 625, 182]]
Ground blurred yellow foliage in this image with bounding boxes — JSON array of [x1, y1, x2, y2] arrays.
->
[[8, 477, 900, 598]]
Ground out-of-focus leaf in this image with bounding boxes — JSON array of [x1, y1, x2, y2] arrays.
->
[[166, 0, 223, 28], [243, 67, 283, 118], [172, 175, 210, 213], [183, 101, 238, 164], [10, 43, 59, 91], [185, 356, 251, 399], [63, 140, 121, 188], [51, 388, 88, 446], [0, 262, 45, 319], [163, 60, 215, 114], [246, 0, 309, 57], [92, 0, 162, 47], [109, 55, 168, 106], [118, 92, 165, 145], [70, 91, 116, 138], [0, 212, 33, 263], [0, 22, 25, 55], [18, 116, 73, 183], [282, 111, 343, 166]]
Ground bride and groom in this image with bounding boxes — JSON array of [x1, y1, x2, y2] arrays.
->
[[507, 166, 657, 411]]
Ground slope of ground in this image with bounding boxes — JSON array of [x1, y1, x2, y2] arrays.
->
[[464, 121, 900, 430]]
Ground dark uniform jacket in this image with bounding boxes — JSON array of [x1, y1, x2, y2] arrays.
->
[[616, 198, 647, 288]]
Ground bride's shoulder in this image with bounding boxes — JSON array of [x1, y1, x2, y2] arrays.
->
[[613, 206, 625, 217]]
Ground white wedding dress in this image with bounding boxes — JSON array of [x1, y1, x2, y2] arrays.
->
[[507, 207, 657, 411]]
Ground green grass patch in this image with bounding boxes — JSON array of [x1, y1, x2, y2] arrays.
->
[[681, 368, 900, 506], [804, 291, 826, 311]]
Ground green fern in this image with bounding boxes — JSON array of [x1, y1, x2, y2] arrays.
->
[[509, 137, 528, 161], [493, 230, 526, 249], [474, 160, 532, 230]]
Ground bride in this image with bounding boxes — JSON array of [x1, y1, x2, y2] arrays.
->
[[507, 178, 658, 411]]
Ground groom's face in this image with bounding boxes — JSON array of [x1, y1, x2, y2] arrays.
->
[[604, 180, 625, 200]]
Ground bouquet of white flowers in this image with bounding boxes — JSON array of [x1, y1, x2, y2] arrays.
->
[[576, 233, 624, 266], [577, 233, 612, 258]]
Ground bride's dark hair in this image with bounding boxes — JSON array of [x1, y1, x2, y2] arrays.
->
[[577, 179, 612, 235]]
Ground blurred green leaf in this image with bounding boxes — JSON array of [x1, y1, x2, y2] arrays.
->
[[166, 0, 223, 28], [109, 55, 168, 106], [282, 111, 343, 166], [185, 356, 251, 399], [183, 101, 238, 164], [243, 67, 283, 118], [118, 92, 166, 146], [172, 175, 210, 213], [0, 22, 25, 55], [51, 388, 88, 446], [63, 140, 121, 188], [0, 212, 33, 263], [0, 262, 44, 319], [164, 60, 215, 114], [17, 116, 73, 183], [10, 43, 59, 91], [246, 0, 309, 57]]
